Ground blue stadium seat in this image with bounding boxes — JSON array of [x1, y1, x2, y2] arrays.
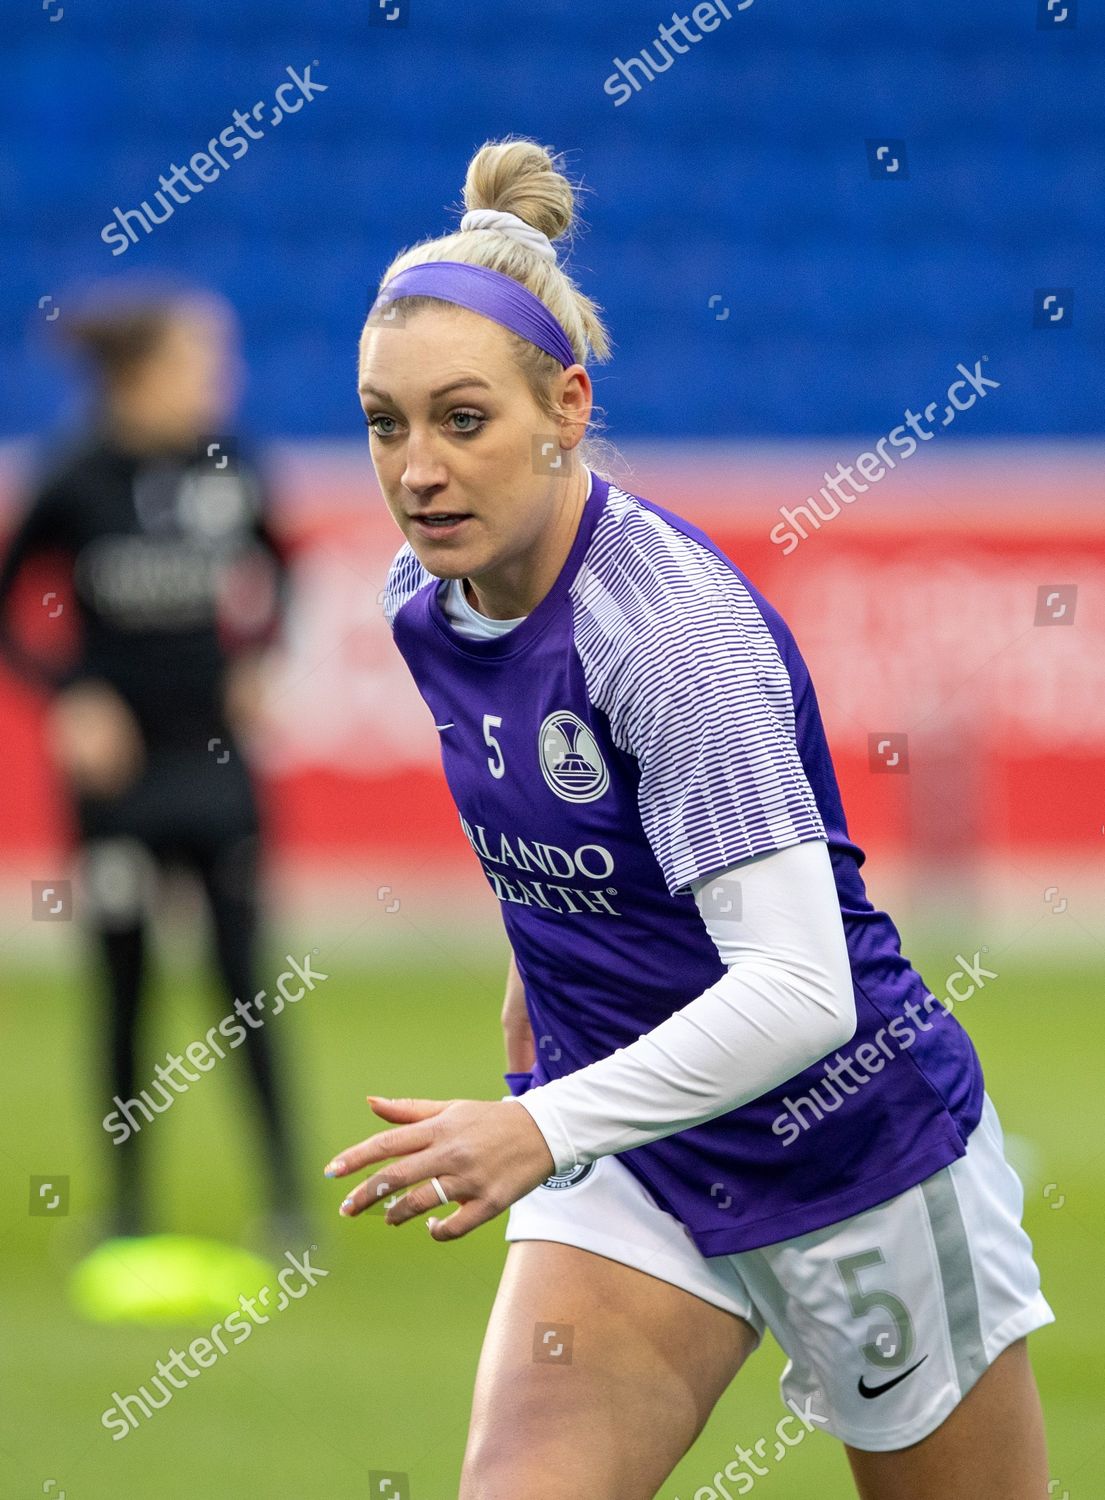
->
[[2, 1, 1102, 438]]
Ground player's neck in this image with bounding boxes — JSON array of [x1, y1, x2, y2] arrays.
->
[[463, 465, 589, 620], [101, 405, 197, 459]]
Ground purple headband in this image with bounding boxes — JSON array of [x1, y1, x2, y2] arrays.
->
[[368, 260, 577, 369]]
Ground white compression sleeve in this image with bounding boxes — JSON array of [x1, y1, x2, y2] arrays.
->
[[510, 837, 857, 1172]]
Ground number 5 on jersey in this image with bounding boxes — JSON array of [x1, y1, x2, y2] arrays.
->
[[483, 713, 505, 779]]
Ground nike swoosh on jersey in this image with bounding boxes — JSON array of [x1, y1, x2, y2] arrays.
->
[[434, 722, 455, 730], [857, 1355, 928, 1399]]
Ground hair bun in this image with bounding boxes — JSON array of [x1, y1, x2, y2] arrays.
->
[[462, 137, 576, 246]]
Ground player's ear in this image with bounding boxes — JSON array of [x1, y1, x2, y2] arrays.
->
[[555, 365, 591, 444]]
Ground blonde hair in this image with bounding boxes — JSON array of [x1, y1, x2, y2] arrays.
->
[[372, 136, 620, 475]]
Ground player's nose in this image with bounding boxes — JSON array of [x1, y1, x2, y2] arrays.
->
[[400, 427, 450, 498]]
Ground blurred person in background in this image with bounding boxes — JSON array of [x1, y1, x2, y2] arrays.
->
[[0, 281, 305, 1315]]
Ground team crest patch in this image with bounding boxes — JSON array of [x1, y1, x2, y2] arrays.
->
[[539, 1161, 596, 1191], [538, 711, 609, 803]]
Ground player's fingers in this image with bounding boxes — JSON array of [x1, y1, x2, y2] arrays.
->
[[339, 1174, 400, 1218], [323, 1120, 435, 1178], [366, 1095, 454, 1122], [425, 1199, 500, 1243], [383, 1177, 455, 1227], [337, 1146, 441, 1217]]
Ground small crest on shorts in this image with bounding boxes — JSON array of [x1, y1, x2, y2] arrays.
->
[[539, 1161, 596, 1191]]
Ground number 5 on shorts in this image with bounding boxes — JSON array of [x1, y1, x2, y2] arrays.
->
[[835, 1249, 916, 1369]]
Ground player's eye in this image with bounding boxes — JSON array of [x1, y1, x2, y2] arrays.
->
[[449, 409, 487, 437], [363, 410, 486, 440]]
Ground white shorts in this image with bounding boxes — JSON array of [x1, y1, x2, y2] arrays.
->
[[504, 1092, 1054, 1451]]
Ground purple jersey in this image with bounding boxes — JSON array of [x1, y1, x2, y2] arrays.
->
[[384, 470, 984, 1255]]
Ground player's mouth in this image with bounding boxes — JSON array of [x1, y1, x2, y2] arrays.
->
[[410, 512, 472, 540]]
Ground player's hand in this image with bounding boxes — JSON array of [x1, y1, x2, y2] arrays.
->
[[47, 680, 145, 797], [324, 1095, 557, 1242]]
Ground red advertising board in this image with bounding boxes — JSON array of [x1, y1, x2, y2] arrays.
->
[[2, 444, 1102, 882]]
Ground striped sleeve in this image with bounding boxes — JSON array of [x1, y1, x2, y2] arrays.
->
[[381, 542, 434, 630], [572, 497, 825, 897]]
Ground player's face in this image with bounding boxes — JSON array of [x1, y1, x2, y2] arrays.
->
[[160, 303, 242, 435], [116, 301, 241, 446], [358, 305, 591, 604]]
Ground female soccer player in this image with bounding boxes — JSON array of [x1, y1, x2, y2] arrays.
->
[[0, 283, 303, 1262], [327, 138, 1053, 1498]]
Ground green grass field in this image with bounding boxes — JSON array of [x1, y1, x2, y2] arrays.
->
[[3, 935, 1102, 1498]]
